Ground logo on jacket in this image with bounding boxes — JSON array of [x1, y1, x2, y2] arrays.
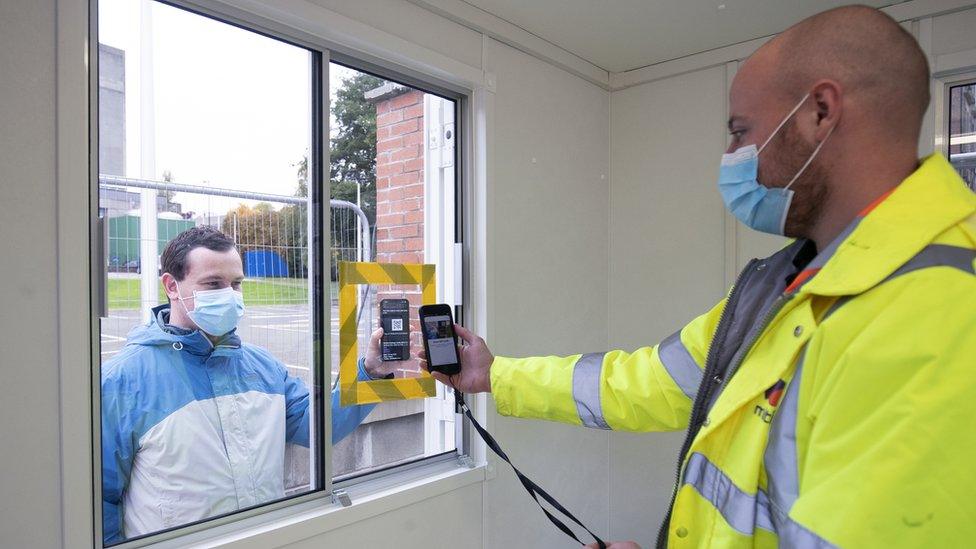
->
[[754, 379, 786, 424], [764, 379, 786, 407]]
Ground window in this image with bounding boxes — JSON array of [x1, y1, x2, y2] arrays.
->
[[947, 82, 976, 191], [327, 63, 459, 480], [97, 0, 320, 544], [94, 0, 464, 545]]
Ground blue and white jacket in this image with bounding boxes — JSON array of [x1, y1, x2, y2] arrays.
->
[[101, 305, 375, 544]]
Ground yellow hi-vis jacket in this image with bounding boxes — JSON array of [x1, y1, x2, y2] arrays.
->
[[490, 154, 976, 548]]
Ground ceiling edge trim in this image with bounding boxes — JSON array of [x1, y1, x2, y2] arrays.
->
[[609, 0, 976, 92], [405, 0, 611, 89]]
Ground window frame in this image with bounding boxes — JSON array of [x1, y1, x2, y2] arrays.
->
[[90, 2, 332, 545], [937, 71, 976, 187], [71, 0, 483, 547], [325, 55, 467, 486]]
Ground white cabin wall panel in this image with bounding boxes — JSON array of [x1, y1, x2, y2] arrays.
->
[[281, 483, 482, 548], [607, 64, 729, 545], [932, 6, 976, 56], [0, 0, 63, 547], [609, 66, 729, 351], [481, 35, 612, 549]]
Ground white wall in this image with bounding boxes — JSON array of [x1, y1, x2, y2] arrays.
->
[[608, 65, 732, 545], [932, 5, 976, 55], [281, 483, 483, 548], [0, 1, 63, 548], [482, 35, 611, 548]]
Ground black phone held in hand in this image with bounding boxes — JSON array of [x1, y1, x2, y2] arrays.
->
[[380, 299, 410, 362], [419, 304, 461, 375]]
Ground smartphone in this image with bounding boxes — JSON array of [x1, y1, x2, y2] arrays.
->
[[380, 299, 410, 362], [419, 304, 461, 375]]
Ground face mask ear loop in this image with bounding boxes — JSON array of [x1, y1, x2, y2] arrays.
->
[[174, 280, 194, 315], [784, 124, 836, 191], [758, 92, 811, 155]]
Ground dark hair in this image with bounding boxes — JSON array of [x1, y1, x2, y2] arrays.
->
[[161, 226, 237, 281]]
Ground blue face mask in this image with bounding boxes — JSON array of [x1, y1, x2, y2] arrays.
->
[[718, 93, 834, 235], [176, 282, 246, 337]]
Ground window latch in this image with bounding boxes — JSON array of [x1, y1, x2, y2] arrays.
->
[[331, 489, 352, 508]]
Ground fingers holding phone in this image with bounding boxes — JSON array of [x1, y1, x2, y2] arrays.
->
[[418, 304, 493, 394], [363, 327, 396, 379], [453, 324, 493, 393]]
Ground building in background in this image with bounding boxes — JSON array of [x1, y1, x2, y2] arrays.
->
[[99, 44, 126, 177]]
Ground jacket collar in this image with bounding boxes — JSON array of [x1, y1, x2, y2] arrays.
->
[[792, 154, 976, 297], [145, 303, 241, 355]]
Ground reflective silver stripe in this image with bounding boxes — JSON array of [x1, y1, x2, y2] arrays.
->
[[683, 452, 765, 535], [755, 490, 774, 532], [824, 244, 976, 320], [764, 354, 839, 548], [764, 354, 803, 517], [658, 331, 704, 400], [680, 454, 831, 542], [886, 243, 975, 279], [572, 353, 610, 430]]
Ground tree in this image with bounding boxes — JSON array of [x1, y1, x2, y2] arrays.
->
[[294, 155, 308, 198], [282, 72, 386, 278], [330, 72, 385, 226], [291, 73, 386, 221]]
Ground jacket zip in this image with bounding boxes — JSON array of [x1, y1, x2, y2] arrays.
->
[[717, 294, 793, 396], [656, 278, 798, 548], [655, 258, 759, 548]]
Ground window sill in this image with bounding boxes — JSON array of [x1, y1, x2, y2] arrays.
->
[[148, 460, 485, 548]]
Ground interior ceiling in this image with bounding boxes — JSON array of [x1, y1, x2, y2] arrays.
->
[[460, 0, 908, 73]]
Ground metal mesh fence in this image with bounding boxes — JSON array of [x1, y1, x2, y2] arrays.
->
[[98, 182, 315, 375], [98, 177, 374, 492]]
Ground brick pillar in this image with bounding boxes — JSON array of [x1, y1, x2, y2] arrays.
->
[[371, 87, 425, 376]]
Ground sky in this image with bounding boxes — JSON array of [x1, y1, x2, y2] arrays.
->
[[98, 0, 360, 216]]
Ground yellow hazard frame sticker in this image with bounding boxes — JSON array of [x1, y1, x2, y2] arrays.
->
[[338, 261, 437, 406]]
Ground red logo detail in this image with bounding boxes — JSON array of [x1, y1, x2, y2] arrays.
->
[[764, 380, 786, 407]]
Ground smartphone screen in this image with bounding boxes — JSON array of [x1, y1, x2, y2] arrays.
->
[[380, 299, 410, 362], [420, 305, 461, 375]]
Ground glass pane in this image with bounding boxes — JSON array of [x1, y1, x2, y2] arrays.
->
[[948, 83, 976, 191], [97, 0, 317, 544], [329, 63, 459, 479]]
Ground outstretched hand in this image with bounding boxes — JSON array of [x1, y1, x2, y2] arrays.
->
[[417, 324, 494, 393], [363, 328, 399, 379]]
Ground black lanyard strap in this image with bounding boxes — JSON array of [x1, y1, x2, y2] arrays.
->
[[455, 390, 607, 549]]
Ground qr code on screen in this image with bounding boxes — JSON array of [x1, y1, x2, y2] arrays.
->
[[391, 318, 404, 331]]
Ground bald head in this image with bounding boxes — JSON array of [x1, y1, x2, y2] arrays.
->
[[768, 5, 929, 141], [726, 5, 930, 248]]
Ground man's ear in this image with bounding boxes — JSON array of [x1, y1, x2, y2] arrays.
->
[[811, 79, 843, 140], [161, 273, 180, 301]]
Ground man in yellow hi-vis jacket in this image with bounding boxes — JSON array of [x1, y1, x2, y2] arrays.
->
[[421, 6, 976, 549]]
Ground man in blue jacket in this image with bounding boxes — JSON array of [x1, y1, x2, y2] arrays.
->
[[101, 226, 393, 544]]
